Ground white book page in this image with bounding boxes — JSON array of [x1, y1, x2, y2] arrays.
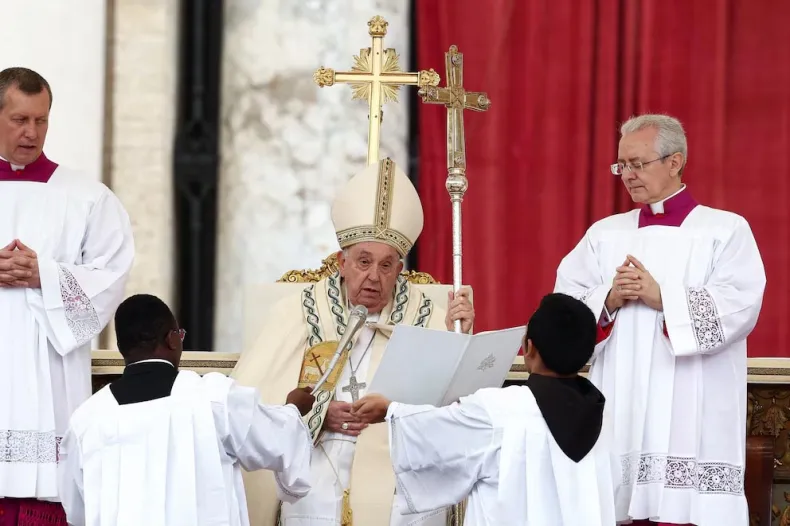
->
[[367, 325, 469, 405], [368, 325, 526, 406], [441, 326, 525, 405]]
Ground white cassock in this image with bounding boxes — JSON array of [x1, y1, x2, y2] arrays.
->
[[386, 385, 618, 525], [57, 371, 312, 526], [281, 314, 447, 525], [0, 158, 134, 500], [555, 192, 765, 525]]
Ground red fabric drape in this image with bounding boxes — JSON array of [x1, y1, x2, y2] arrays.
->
[[416, 0, 790, 356]]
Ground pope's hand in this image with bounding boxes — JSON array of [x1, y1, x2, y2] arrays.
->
[[324, 401, 367, 436], [352, 394, 391, 425], [445, 287, 474, 333], [285, 386, 316, 416]]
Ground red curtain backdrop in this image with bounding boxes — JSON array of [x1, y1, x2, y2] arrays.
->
[[415, 0, 790, 356]]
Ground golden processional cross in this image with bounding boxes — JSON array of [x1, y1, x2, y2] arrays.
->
[[314, 16, 440, 165], [419, 45, 491, 333]]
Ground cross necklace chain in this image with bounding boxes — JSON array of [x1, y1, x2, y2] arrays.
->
[[341, 329, 375, 402]]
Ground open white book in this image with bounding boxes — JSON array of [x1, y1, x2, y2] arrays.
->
[[367, 324, 526, 406]]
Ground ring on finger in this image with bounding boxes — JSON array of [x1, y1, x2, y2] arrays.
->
[[341, 422, 349, 430]]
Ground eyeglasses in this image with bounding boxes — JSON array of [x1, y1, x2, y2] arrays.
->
[[171, 328, 186, 342], [611, 154, 672, 175]]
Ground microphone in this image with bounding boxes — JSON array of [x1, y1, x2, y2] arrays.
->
[[311, 304, 369, 394]]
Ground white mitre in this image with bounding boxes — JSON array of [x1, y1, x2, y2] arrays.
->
[[331, 158, 424, 257]]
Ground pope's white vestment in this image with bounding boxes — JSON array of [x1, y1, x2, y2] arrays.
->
[[555, 190, 766, 525], [57, 370, 312, 526], [0, 157, 134, 500], [386, 385, 618, 525]]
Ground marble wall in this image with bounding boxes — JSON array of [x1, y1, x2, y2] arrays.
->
[[215, 0, 412, 352]]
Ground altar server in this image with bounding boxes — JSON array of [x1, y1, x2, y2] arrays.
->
[[555, 114, 766, 526], [57, 294, 315, 526], [353, 293, 618, 525], [0, 67, 135, 525]]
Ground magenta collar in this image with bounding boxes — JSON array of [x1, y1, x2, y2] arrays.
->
[[0, 152, 58, 183], [638, 187, 699, 228]]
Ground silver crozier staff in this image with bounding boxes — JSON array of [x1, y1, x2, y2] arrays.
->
[[310, 304, 369, 395]]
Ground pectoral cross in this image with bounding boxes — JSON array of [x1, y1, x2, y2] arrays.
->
[[313, 15, 440, 165], [418, 45, 491, 332], [341, 375, 366, 402]]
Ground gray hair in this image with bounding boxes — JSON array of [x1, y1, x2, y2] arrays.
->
[[620, 114, 687, 173], [0, 67, 53, 111]]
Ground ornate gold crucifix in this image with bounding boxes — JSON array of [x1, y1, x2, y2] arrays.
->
[[313, 16, 440, 165], [419, 45, 491, 333], [419, 45, 491, 172]]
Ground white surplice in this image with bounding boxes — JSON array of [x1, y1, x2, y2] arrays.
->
[[555, 203, 766, 525], [386, 386, 618, 525], [0, 167, 134, 500], [280, 314, 447, 526], [57, 370, 313, 526]]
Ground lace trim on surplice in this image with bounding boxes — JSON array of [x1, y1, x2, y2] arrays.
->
[[620, 453, 743, 495], [686, 287, 725, 351], [0, 430, 62, 464], [58, 265, 101, 346]]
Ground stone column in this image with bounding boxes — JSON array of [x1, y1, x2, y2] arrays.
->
[[108, 0, 178, 308], [216, 0, 412, 352], [102, 0, 179, 347]]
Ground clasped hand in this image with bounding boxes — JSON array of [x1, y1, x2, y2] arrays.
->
[[351, 394, 390, 425], [323, 394, 394, 435], [0, 239, 40, 289], [324, 401, 369, 436], [606, 255, 662, 312]]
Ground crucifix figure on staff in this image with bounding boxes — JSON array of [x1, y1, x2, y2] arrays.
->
[[314, 15, 440, 165], [419, 45, 491, 333], [232, 18, 475, 526]]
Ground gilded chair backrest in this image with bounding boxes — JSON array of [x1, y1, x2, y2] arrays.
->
[[277, 252, 438, 284]]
